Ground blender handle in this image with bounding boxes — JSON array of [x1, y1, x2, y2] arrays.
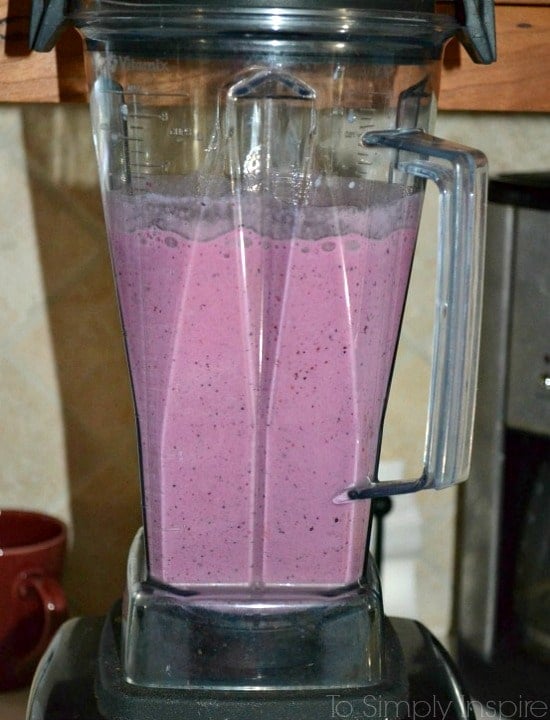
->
[[348, 129, 487, 499]]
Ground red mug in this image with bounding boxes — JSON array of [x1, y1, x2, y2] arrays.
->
[[0, 509, 68, 691]]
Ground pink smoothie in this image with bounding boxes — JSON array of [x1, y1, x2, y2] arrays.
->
[[107, 183, 420, 589]]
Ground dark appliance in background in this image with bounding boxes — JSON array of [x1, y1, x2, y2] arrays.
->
[[456, 173, 550, 713]]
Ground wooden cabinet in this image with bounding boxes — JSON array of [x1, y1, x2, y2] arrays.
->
[[1, 0, 549, 111], [439, 1, 550, 111]]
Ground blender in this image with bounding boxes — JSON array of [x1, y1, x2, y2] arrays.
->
[[27, 2, 495, 719]]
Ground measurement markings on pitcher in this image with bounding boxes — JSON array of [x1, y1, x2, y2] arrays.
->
[[356, 110, 377, 169], [122, 106, 173, 180]]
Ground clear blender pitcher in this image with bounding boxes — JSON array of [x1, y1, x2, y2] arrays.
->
[[30, 0, 490, 701]]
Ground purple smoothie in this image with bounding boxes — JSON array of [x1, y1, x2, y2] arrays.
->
[[107, 181, 420, 589]]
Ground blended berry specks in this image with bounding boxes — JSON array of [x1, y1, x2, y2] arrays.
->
[[107, 183, 419, 588]]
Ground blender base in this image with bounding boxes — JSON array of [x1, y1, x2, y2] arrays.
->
[[27, 602, 475, 720]]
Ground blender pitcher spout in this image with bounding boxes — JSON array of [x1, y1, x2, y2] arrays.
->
[[222, 67, 317, 203]]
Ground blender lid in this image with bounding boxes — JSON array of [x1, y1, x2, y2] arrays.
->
[[30, 1, 496, 62]]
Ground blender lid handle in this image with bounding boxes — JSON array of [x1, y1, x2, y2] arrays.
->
[[449, 0, 497, 64], [30, 0, 69, 52]]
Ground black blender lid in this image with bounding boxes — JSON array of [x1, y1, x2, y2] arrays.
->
[[30, 0, 496, 63], [489, 173, 550, 211], [145, 0, 436, 6], [69, 0, 438, 9]]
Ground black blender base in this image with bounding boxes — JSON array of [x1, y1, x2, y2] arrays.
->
[[27, 603, 474, 720], [457, 641, 550, 719]]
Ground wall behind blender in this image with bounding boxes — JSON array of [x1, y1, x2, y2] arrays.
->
[[0, 104, 549, 630]]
